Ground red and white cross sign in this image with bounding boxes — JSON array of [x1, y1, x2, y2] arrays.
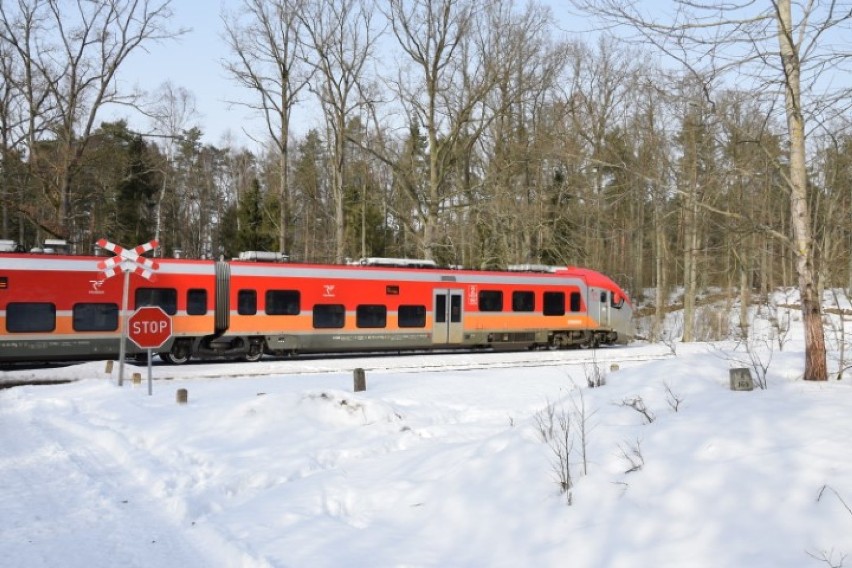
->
[[96, 238, 160, 280]]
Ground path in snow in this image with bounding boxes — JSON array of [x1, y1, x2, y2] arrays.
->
[[0, 393, 268, 568]]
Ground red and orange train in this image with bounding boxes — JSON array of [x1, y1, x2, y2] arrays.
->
[[0, 248, 634, 364]]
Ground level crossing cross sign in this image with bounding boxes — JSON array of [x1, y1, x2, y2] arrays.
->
[[96, 237, 162, 390], [128, 306, 172, 349], [96, 238, 159, 280]]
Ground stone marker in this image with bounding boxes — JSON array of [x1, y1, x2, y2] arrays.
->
[[176, 388, 188, 404], [105, 360, 114, 373], [729, 368, 754, 391]]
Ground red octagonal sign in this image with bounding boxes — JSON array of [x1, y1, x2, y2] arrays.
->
[[128, 306, 173, 349]]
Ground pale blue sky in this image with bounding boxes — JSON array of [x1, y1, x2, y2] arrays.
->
[[109, 1, 247, 146], [107, 0, 659, 149]]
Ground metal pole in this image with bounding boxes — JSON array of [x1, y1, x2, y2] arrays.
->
[[118, 269, 130, 386], [147, 347, 153, 396]]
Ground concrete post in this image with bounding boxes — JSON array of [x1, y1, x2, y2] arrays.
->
[[354, 368, 366, 392]]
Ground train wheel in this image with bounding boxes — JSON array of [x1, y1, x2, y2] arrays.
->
[[242, 350, 263, 362], [161, 341, 191, 365]]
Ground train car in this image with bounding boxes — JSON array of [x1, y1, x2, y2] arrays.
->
[[0, 252, 218, 363], [0, 251, 634, 364]]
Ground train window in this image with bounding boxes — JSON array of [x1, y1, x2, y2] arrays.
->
[[266, 290, 300, 315], [136, 288, 177, 315], [570, 291, 582, 312], [543, 292, 565, 316], [435, 295, 446, 323], [451, 295, 462, 322], [357, 305, 387, 328], [399, 305, 426, 328], [313, 304, 345, 328], [611, 293, 624, 309], [187, 289, 207, 315], [238, 290, 257, 315], [73, 303, 119, 332], [478, 290, 503, 312], [512, 291, 535, 312], [7, 302, 56, 332]]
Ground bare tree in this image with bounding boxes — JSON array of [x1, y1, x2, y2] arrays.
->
[[0, 0, 183, 243], [298, 0, 379, 263], [381, 0, 477, 259], [222, 0, 314, 256], [470, 1, 572, 267], [144, 82, 198, 250], [569, 0, 852, 380]]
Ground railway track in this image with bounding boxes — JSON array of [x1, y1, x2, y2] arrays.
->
[[0, 346, 675, 388], [155, 347, 675, 381]]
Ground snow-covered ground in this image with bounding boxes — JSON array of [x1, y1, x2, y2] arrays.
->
[[3, 301, 852, 567]]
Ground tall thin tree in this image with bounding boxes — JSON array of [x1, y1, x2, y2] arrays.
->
[[223, 0, 314, 256]]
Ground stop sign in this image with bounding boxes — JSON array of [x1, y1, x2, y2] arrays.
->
[[128, 306, 173, 349]]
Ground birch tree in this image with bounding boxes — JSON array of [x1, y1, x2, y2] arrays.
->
[[570, 0, 852, 380]]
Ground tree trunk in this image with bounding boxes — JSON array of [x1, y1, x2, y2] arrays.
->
[[777, 0, 827, 380], [652, 190, 666, 342]]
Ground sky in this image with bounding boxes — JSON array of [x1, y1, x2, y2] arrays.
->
[[106, 0, 625, 150], [108, 1, 261, 148], [3, 291, 852, 567]]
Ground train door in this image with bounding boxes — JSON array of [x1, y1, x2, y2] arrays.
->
[[433, 289, 464, 344], [588, 288, 611, 327]]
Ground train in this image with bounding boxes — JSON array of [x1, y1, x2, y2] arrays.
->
[[0, 245, 634, 364]]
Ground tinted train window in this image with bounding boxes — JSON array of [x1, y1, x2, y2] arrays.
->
[[478, 290, 503, 312], [7, 302, 56, 332], [313, 304, 345, 328], [136, 288, 177, 315], [266, 290, 300, 315], [570, 292, 582, 312], [357, 305, 387, 328], [512, 291, 535, 312], [435, 295, 446, 323], [238, 290, 257, 315], [73, 303, 119, 331], [187, 289, 207, 315], [399, 305, 426, 328], [543, 292, 565, 316]]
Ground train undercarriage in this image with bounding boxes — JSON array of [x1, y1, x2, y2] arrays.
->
[[150, 328, 622, 364]]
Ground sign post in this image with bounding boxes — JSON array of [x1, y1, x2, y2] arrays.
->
[[96, 238, 160, 387], [128, 306, 172, 396]]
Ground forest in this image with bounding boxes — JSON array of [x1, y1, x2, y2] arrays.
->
[[1, 0, 851, 361]]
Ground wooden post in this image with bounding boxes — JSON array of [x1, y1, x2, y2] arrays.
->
[[610, 363, 620, 372], [176, 388, 188, 404], [353, 368, 366, 392], [132, 372, 142, 386], [105, 360, 114, 373]]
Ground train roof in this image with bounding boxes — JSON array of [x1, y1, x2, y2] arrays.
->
[[0, 250, 630, 303]]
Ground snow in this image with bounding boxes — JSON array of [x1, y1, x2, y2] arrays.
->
[[3, 304, 852, 567]]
